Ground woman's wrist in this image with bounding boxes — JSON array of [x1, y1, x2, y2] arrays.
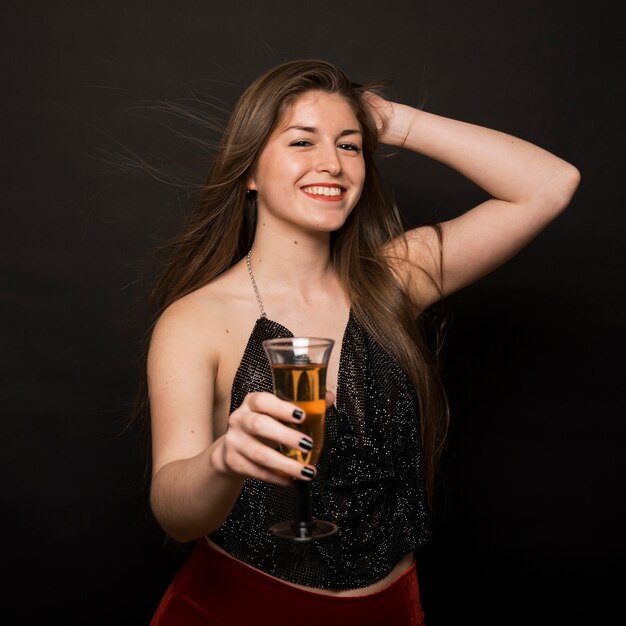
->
[[377, 102, 421, 148], [208, 436, 239, 481]]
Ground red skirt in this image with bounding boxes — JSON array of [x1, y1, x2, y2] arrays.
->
[[151, 539, 425, 626]]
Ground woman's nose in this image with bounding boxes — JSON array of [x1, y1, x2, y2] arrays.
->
[[315, 146, 342, 175]]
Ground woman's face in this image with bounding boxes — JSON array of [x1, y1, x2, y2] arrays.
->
[[247, 90, 365, 234]]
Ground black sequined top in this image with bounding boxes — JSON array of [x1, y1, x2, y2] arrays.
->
[[209, 312, 430, 589]]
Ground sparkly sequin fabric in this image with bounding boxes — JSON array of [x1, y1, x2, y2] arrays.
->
[[209, 313, 430, 589]]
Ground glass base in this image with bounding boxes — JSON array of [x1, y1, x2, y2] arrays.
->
[[270, 519, 338, 542]]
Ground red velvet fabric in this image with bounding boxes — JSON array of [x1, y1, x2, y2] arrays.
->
[[151, 539, 425, 626]]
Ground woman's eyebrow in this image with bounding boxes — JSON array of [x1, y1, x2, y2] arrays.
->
[[282, 125, 362, 137]]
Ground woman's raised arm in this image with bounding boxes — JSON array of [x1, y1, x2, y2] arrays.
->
[[368, 95, 581, 308]]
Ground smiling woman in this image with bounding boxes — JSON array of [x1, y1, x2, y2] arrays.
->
[[247, 91, 365, 233], [133, 58, 579, 625]]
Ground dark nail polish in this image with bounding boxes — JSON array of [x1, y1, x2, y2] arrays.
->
[[292, 409, 304, 420], [301, 466, 315, 479], [299, 437, 313, 452]]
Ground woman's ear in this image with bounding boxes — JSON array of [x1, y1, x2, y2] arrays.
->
[[246, 174, 257, 192]]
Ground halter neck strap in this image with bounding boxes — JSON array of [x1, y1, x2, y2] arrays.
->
[[246, 251, 267, 318]]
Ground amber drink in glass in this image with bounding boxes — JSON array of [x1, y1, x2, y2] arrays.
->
[[262, 337, 338, 541]]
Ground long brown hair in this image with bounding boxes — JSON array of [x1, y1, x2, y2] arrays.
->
[[133, 59, 449, 504]]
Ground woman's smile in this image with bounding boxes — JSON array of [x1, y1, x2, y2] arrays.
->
[[301, 183, 347, 202]]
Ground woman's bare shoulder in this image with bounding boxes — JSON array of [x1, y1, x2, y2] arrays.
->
[[382, 226, 444, 310], [154, 284, 224, 336], [150, 262, 260, 359]]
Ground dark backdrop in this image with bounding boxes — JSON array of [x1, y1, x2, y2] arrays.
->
[[2, 1, 624, 624]]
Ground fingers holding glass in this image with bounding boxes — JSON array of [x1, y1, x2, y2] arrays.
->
[[224, 394, 317, 484]]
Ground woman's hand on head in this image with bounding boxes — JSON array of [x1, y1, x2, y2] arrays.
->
[[363, 91, 393, 138], [211, 391, 332, 488], [363, 91, 416, 148]]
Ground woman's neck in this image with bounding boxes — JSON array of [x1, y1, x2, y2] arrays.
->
[[247, 227, 340, 306]]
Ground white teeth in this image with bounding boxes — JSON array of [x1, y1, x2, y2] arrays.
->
[[303, 186, 342, 196]]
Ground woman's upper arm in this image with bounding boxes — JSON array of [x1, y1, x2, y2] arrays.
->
[[147, 299, 219, 478], [388, 164, 580, 309]]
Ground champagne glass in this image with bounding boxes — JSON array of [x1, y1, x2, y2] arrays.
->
[[262, 337, 338, 541]]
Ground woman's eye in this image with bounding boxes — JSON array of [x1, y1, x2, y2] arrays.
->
[[339, 143, 361, 153], [290, 140, 313, 147]]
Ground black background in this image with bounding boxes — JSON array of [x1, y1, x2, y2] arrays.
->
[[2, 1, 624, 624]]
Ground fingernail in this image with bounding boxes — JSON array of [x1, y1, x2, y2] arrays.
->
[[301, 466, 315, 479], [299, 437, 313, 452], [292, 409, 304, 420]]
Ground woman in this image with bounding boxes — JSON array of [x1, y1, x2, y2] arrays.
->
[[143, 59, 579, 625]]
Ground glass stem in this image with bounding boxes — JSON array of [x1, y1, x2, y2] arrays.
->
[[293, 480, 314, 538]]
